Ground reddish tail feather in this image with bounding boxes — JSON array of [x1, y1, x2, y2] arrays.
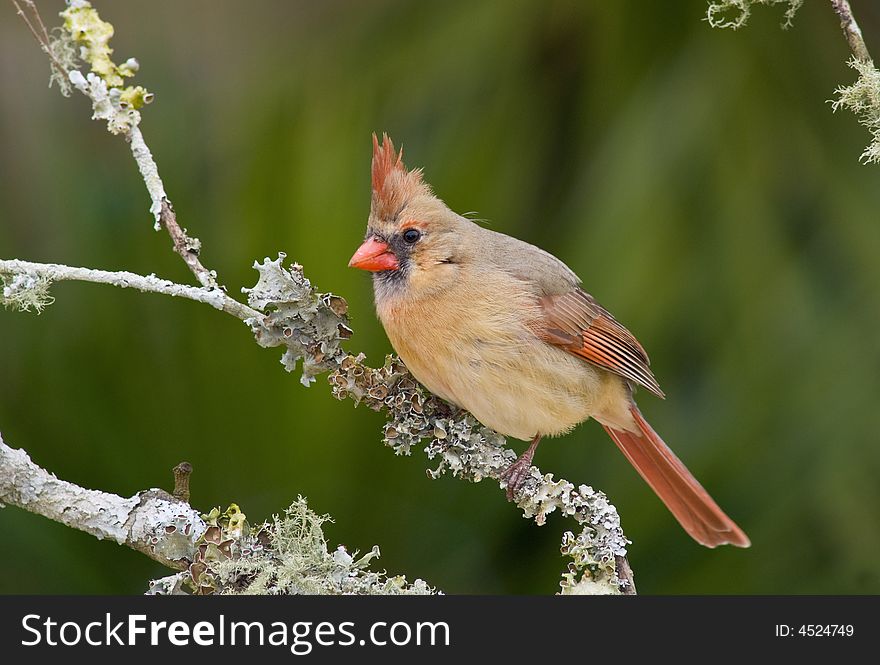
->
[[602, 405, 750, 548]]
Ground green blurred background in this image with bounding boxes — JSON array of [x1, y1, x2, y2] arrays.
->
[[1, 0, 879, 594]]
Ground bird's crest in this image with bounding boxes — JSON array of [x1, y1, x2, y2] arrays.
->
[[371, 133, 428, 218]]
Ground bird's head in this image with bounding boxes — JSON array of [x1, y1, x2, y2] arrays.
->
[[349, 133, 467, 297]]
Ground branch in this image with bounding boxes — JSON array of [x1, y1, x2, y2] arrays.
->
[[0, 259, 259, 321], [0, 431, 207, 570], [0, 432, 436, 595], [830, 0, 873, 64]]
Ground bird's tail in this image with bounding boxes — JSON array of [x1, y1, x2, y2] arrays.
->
[[602, 404, 750, 548]]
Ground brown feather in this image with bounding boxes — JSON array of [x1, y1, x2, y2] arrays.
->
[[602, 405, 750, 548], [538, 289, 665, 398]]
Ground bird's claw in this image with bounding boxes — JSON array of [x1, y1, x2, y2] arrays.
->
[[500, 459, 531, 501]]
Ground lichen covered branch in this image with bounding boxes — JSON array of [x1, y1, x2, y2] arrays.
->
[[327, 359, 631, 594], [0, 259, 258, 320], [0, 432, 207, 570], [194, 499, 435, 596], [0, 432, 434, 595]]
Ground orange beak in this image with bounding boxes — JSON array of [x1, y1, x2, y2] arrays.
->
[[348, 237, 399, 272]]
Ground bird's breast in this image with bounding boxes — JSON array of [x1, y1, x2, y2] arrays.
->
[[375, 277, 616, 440]]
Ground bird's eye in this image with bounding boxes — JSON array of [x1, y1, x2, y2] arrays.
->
[[402, 228, 421, 244]]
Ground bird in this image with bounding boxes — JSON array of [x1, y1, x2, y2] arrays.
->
[[348, 133, 750, 548]]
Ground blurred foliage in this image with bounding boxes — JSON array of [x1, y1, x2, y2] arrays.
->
[[1, 0, 879, 594]]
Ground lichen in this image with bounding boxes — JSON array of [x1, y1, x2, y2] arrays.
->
[[0, 271, 54, 313], [57, 1, 153, 131], [61, 0, 131, 87], [706, 0, 803, 30], [832, 57, 880, 163], [46, 28, 79, 96], [243, 255, 352, 387], [146, 573, 188, 595], [179, 498, 435, 595], [119, 85, 153, 110], [68, 70, 139, 134]]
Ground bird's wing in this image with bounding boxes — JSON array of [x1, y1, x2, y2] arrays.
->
[[537, 288, 665, 398]]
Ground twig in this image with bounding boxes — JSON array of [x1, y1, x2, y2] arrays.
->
[[9, 0, 67, 81], [615, 555, 638, 595], [172, 462, 193, 503], [156, 192, 219, 290], [0, 259, 259, 321], [830, 0, 873, 64]]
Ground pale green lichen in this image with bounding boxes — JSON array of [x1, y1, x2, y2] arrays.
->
[[1, 272, 55, 313], [58, 0, 152, 109], [145, 499, 434, 595], [706, 0, 803, 30], [46, 28, 79, 96], [832, 57, 880, 163], [196, 498, 435, 595]]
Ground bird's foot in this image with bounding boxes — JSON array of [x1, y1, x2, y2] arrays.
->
[[500, 458, 532, 501], [499, 435, 542, 501]]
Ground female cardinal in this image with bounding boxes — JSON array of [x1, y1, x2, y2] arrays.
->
[[349, 134, 749, 548]]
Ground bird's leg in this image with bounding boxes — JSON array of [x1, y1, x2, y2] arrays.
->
[[500, 435, 542, 500]]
